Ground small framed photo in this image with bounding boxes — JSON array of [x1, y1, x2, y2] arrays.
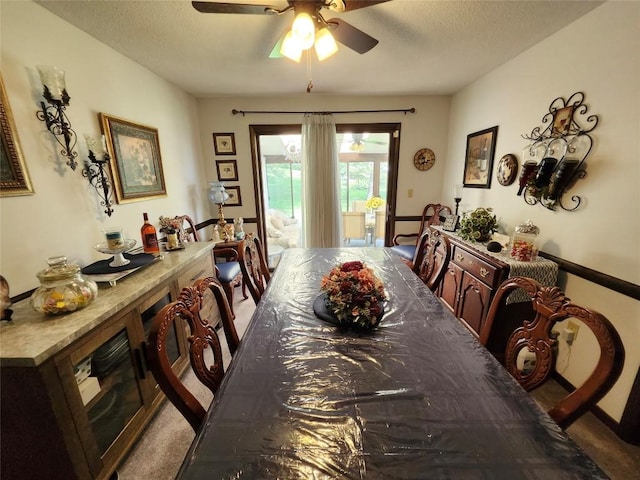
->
[[463, 126, 498, 189], [213, 132, 236, 155], [551, 105, 574, 137], [442, 215, 459, 232], [216, 159, 238, 181], [224, 185, 242, 206]]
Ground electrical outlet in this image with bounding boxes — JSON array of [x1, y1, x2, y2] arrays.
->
[[563, 321, 580, 345], [408, 188, 414, 198]]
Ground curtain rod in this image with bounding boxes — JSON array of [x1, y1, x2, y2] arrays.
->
[[231, 108, 416, 117]]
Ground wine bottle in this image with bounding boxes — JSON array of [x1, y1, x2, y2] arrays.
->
[[141, 212, 159, 254]]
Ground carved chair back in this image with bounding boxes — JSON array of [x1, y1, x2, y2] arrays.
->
[[174, 215, 199, 243], [238, 234, 271, 304], [480, 276, 625, 429], [146, 277, 232, 432], [391, 203, 452, 268], [412, 227, 451, 291]]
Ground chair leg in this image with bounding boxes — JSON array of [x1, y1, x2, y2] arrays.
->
[[222, 283, 235, 319]]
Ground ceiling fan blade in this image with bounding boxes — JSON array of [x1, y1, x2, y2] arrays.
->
[[327, 18, 378, 54], [192, 1, 277, 14], [268, 29, 288, 58], [341, 0, 391, 12]]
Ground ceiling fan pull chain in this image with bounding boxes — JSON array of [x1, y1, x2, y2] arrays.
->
[[306, 50, 313, 93]]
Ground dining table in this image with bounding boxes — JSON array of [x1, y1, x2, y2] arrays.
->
[[177, 247, 607, 479]]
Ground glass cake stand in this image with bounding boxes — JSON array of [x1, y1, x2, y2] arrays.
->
[[94, 239, 137, 267]]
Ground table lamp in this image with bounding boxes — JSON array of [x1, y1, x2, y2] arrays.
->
[[208, 182, 230, 240]]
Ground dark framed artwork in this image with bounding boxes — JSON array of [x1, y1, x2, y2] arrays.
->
[[213, 132, 236, 156], [216, 159, 238, 181], [99, 113, 166, 203], [1, 76, 34, 196], [463, 126, 498, 189], [224, 186, 242, 206]]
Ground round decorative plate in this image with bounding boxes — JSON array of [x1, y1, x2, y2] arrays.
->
[[413, 148, 436, 171], [496, 154, 518, 186]]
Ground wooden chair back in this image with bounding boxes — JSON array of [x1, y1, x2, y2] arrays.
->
[[238, 235, 271, 304], [374, 210, 386, 244], [146, 277, 236, 432], [480, 276, 625, 429], [174, 215, 199, 243], [412, 226, 451, 291], [392, 203, 452, 248]]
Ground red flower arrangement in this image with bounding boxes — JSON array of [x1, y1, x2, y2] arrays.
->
[[320, 261, 387, 329]]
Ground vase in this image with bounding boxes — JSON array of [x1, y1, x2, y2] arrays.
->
[[167, 232, 179, 249]]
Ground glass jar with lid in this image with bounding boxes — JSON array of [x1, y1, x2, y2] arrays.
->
[[510, 220, 539, 262], [30, 256, 98, 315]]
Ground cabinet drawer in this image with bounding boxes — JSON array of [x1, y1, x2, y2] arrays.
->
[[451, 245, 499, 287], [178, 254, 215, 288]]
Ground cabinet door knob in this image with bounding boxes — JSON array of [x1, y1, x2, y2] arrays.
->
[[456, 254, 464, 262], [480, 268, 489, 278]]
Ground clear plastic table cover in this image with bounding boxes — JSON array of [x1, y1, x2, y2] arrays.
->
[[177, 247, 606, 479]]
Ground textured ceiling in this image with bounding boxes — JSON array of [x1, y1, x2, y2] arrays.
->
[[36, 0, 603, 97]]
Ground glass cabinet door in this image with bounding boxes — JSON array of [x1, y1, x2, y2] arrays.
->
[[74, 327, 144, 455]]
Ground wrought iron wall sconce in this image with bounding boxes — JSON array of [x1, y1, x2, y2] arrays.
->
[[35, 65, 78, 170], [520, 92, 598, 211], [83, 135, 114, 217]]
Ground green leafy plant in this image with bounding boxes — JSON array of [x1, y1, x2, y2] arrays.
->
[[458, 207, 498, 242]]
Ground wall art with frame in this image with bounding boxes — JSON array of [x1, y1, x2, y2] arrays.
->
[[216, 159, 238, 181], [463, 126, 498, 189], [213, 132, 236, 156], [0, 76, 34, 196], [99, 113, 166, 203], [224, 186, 242, 206]]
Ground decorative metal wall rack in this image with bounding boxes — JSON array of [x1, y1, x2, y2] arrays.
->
[[519, 92, 598, 211]]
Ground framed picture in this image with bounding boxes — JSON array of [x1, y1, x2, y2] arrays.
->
[[442, 215, 459, 232], [463, 126, 498, 189], [213, 132, 236, 155], [1, 76, 34, 196], [552, 106, 574, 137], [216, 159, 238, 181], [99, 113, 166, 203], [224, 186, 242, 206]]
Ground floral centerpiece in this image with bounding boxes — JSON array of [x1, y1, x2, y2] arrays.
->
[[365, 196, 384, 210], [159, 216, 181, 235], [319, 261, 387, 329]]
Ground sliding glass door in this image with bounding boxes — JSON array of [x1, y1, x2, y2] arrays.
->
[[250, 123, 400, 268]]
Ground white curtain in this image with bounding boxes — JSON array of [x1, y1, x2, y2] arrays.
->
[[301, 113, 342, 248]]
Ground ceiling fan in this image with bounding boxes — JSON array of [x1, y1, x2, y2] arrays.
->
[[191, 1, 390, 60]]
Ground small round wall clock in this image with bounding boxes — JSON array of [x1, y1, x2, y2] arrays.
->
[[496, 154, 518, 186], [414, 148, 436, 171]]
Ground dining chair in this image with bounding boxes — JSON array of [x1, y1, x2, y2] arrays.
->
[[479, 276, 625, 429], [342, 211, 366, 244], [391, 203, 452, 267], [238, 235, 271, 304], [213, 246, 246, 318], [374, 210, 386, 246], [146, 278, 230, 432], [173, 214, 199, 243], [412, 226, 451, 291]]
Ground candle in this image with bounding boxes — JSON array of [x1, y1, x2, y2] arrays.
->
[[454, 184, 463, 200], [84, 134, 98, 154]]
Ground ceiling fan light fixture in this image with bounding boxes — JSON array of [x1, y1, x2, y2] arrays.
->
[[314, 28, 338, 61], [291, 12, 315, 50], [280, 31, 303, 62]]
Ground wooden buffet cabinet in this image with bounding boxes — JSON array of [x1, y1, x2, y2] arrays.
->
[[0, 242, 216, 480], [436, 231, 558, 339]]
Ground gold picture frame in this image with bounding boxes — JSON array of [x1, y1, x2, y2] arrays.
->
[[1, 76, 34, 196], [99, 113, 166, 203]]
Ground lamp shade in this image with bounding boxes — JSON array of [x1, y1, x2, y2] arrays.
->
[[315, 28, 338, 61], [281, 31, 303, 62], [208, 181, 229, 204], [291, 12, 314, 50], [36, 65, 66, 100]]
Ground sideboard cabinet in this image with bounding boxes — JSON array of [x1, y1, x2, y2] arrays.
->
[[1, 243, 216, 480], [438, 237, 510, 336]]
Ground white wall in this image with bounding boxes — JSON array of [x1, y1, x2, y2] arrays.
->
[[442, 1, 640, 421], [196, 94, 451, 230], [0, 1, 209, 294]]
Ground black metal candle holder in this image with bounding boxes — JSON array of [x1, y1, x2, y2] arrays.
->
[[83, 149, 114, 217], [36, 85, 78, 170]]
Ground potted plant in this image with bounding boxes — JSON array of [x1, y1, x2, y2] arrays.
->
[[458, 207, 498, 242]]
